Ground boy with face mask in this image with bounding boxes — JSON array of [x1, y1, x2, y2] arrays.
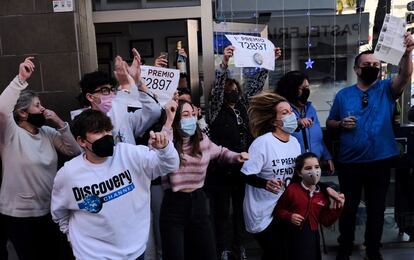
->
[[327, 33, 414, 260], [75, 50, 162, 145], [274, 152, 343, 260], [51, 109, 179, 260]]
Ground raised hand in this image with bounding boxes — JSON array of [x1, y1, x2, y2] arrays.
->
[[164, 99, 178, 129], [128, 48, 141, 81], [113, 56, 131, 89], [178, 48, 187, 58], [149, 130, 169, 149], [154, 55, 168, 67], [404, 32, 414, 53], [222, 45, 235, 66], [19, 57, 35, 82]]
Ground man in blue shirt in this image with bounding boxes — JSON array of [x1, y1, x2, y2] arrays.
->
[[327, 32, 414, 260]]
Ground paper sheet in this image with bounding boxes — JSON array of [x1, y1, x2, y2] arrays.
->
[[374, 14, 407, 65], [225, 34, 275, 71]]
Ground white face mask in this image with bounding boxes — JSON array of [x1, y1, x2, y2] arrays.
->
[[281, 113, 298, 134], [301, 168, 321, 186]]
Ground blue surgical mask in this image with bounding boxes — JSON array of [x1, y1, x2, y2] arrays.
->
[[281, 113, 298, 134], [180, 117, 197, 137]]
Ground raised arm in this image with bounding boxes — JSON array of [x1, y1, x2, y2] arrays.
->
[[130, 90, 162, 138], [241, 47, 281, 107], [144, 131, 180, 179], [391, 33, 414, 95], [125, 49, 163, 137], [208, 46, 234, 124], [0, 58, 34, 144]]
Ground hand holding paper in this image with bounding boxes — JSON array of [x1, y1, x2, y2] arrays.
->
[[225, 34, 276, 70]]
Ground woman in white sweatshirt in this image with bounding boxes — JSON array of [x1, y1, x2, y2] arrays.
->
[[0, 57, 81, 259]]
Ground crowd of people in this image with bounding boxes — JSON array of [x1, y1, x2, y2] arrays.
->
[[0, 32, 413, 260]]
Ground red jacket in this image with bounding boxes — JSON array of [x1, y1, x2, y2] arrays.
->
[[274, 182, 342, 231]]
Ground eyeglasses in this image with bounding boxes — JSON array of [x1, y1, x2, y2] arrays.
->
[[93, 86, 117, 95], [234, 109, 243, 125], [362, 92, 368, 108]]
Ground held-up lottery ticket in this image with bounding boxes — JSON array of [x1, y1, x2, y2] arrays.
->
[[140, 65, 180, 106], [225, 34, 275, 71], [374, 14, 407, 65]]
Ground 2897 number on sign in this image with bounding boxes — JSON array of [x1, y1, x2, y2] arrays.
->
[[142, 77, 172, 90], [238, 42, 267, 51]]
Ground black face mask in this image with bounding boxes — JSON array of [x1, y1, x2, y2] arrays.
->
[[27, 113, 46, 128], [298, 88, 310, 105], [224, 90, 240, 104], [359, 66, 380, 86], [87, 135, 114, 157]]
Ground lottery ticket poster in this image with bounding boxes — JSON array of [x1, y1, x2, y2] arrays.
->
[[225, 34, 275, 71], [140, 65, 180, 106], [374, 14, 406, 66]]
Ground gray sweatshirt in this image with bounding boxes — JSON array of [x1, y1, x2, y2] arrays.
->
[[0, 76, 81, 217]]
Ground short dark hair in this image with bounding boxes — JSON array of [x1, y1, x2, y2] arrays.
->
[[294, 152, 319, 175], [71, 109, 113, 139], [354, 50, 374, 67], [79, 71, 117, 105], [275, 71, 309, 104], [177, 87, 191, 96]]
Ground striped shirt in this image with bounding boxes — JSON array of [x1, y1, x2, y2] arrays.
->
[[162, 131, 240, 192]]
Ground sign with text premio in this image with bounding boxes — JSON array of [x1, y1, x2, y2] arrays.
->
[[140, 65, 180, 106], [225, 34, 275, 71]]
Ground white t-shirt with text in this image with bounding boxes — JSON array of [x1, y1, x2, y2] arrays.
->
[[241, 132, 301, 233]]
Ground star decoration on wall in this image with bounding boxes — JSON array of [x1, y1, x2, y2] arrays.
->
[[305, 58, 314, 69]]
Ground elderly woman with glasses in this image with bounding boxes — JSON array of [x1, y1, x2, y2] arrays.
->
[[206, 45, 281, 260]]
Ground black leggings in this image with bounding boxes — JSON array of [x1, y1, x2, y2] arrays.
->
[[252, 218, 282, 260], [160, 189, 217, 260], [1, 213, 73, 260]]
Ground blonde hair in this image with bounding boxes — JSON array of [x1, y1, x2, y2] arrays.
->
[[248, 91, 287, 138]]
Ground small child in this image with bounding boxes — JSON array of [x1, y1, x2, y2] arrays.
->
[[274, 152, 344, 260]]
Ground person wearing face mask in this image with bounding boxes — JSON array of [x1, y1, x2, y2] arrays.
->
[[0, 57, 81, 259], [276, 71, 335, 174], [206, 45, 281, 260], [240, 91, 301, 260], [327, 33, 414, 260], [51, 109, 179, 260], [274, 152, 343, 260], [76, 49, 161, 145], [159, 100, 248, 260]]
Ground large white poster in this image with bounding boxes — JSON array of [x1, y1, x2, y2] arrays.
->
[[140, 65, 180, 106], [225, 34, 275, 71]]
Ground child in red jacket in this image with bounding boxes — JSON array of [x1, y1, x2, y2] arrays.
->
[[274, 152, 344, 260]]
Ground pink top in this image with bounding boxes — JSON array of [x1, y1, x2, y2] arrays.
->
[[161, 128, 240, 192]]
